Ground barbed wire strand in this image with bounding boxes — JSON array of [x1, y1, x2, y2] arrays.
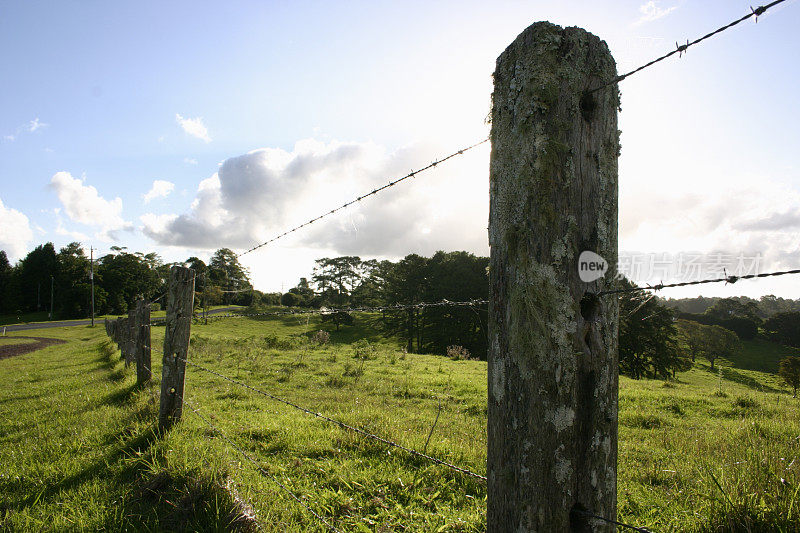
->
[[179, 357, 487, 482], [575, 509, 653, 533], [204, 299, 489, 321], [237, 138, 489, 257], [598, 268, 800, 296], [589, 0, 788, 93], [182, 397, 342, 533]]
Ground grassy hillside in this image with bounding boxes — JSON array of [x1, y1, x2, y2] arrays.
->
[[1, 315, 800, 531]]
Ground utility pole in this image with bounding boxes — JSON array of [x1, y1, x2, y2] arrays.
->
[[90, 246, 95, 327], [49, 275, 54, 320]]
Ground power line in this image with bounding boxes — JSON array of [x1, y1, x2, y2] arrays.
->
[[182, 397, 342, 533], [237, 138, 489, 257], [598, 268, 800, 296], [180, 358, 488, 482], [589, 0, 788, 93]]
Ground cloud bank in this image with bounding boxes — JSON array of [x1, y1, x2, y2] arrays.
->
[[0, 197, 33, 260], [49, 171, 132, 240], [141, 138, 489, 257]]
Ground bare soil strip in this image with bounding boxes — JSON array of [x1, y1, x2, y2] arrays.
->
[[0, 336, 67, 361]]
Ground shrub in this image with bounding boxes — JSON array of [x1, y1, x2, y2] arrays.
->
[[312, 330, 330, 346], [447, 345, 471, 361], [353, 339, 377, 360], [150, 302, 161, 312]]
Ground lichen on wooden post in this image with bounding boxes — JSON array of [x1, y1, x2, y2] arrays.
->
[[487, 22, 620, 532], [159, 266, 195, 432], [135, 298, 151, 385]]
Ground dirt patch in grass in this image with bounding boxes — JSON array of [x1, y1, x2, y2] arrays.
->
[[0, 336, 66, 361]]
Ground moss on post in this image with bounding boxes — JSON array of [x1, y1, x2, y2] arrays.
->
[[488, 22, 620, 532]]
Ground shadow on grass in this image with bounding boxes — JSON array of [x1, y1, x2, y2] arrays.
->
[[701, 363, 783, 394], [0, 421, 161, 513]]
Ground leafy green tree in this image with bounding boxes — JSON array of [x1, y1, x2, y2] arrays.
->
[[701, 324, 739, 371], [0, 251, 12, 314], [54, 242, 93, 318], [779, 356, 800, 397], [17, 243, 57, 313], [676, 319, 704, 362], [209, 248, 252, 304], [418, 251, 488, 358], [312, 256, 363, 307], [383, 254, 428, 353], [97, 249, 162, 313], [618, 277, 684, 379], [765, 312, 800, 348]]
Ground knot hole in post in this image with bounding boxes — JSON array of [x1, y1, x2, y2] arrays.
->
[[569, 502, 591, 530], [580, 292, 601, 349], [580, 91, 596, 123]]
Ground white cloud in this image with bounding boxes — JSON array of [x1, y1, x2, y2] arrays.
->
[[141, 138, 490, 258], [184, 157, 198, 165], [2, 117, 48, 143], [634, 1, 677, 25], [620, 174, 800, 278], [175, 113, 211, 142], [0, 197, 34, 261], [49, 171, 132, 240], [27, 117, 46, 132], [142, 179, 175, 203]]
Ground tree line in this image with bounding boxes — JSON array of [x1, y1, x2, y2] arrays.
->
[[275, 252, 489, 358], [4, 241, 799, 378], [0, 243, 272, 319]]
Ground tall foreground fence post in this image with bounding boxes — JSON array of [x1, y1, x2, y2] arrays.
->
[[135, 298, 151, 385], [487, 22, 620, 531], [159, 266, 195, 431]]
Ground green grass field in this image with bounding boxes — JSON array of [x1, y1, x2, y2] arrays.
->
[[2, 315, 800, 531]]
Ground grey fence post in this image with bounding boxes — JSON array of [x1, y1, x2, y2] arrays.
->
[[126, 309, 136, 367], [159, 266, 195, 431], [487, 22, 620, 531], [117, 317, 127, 360], [135, 299, 152, 385]]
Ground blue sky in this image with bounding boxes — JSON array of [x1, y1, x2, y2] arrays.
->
[[1, 0, 798, 298]]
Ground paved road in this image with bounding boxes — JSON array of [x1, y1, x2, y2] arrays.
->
[[1, 307, 242, 333]]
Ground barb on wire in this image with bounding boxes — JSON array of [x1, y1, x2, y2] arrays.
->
[[182, 398, 341, 533], [573, 509, 653, 533], [237, 138, 489, 257], [181, 358, 487, 482], [599, 268, 800, 296], [589, 0, 788, 92], [206, 299, 489, 321]]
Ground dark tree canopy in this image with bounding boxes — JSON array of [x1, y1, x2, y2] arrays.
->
[[618, 277, 686, 379]]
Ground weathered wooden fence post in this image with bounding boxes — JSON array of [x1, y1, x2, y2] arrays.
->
[[487, 22, 620, 531], [159, 266, 195, 431], [117, 317, 127, 360], [135, 299, 151, 385], [126, 309, 137, 367]]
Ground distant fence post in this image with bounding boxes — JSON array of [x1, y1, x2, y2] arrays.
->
[[159, 266, 195, 431], [487, 22, 620, 531], [126, 309, 136, 367], [135, 298, 151, 385], [117, 317, 127, 361]]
